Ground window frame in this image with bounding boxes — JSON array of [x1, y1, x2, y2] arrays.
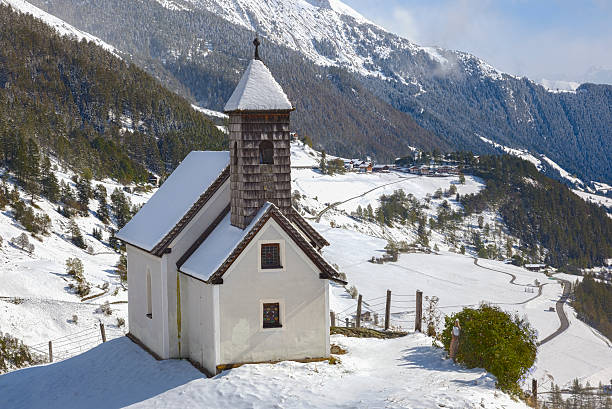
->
[[260, 299, 284, 331], [259, 140, 274, 164], [257, 240, 286, 272], [145, 268, 152, 319]]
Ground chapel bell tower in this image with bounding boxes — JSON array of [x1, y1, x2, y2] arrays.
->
[[224, 38, 294, 229]]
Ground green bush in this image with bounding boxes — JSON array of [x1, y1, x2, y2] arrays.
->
[[440, 304, 537, 394], [0, 332, 46, 373]]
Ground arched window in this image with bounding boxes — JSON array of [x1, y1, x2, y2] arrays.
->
[[146, 270, 152, 319], [259, 140, 274, 164], [233, 142, 238, 166]]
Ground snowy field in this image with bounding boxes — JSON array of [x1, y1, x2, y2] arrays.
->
[[0, 333, 528, 409], [1, 141, 611, 406], [319, 225, 612, 390]]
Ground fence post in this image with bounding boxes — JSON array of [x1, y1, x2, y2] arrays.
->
[[100, 322, 107, 343], [384, 289, 391, 331], [48, 341, 53, 363], [356, 294, 362, 328], [415, 290, 423, 332], [345, 318, 349, 328], [330, 311, 335, 327], [532, 379, 538, 404]]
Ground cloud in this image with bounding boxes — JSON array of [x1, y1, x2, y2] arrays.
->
[[343, 0, 612, 82]]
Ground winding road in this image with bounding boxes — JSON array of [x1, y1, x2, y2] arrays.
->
[[537, 279, 570, 346], [471, 258, 570, 345]]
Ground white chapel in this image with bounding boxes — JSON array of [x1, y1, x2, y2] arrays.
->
[[117, 39, 345, 376]]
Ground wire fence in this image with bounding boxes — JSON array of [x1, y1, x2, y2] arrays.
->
[[29, 324, 127, 363], [332, 290, 418, 332]]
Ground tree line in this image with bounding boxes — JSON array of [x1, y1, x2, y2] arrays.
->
[[461, 155, 612, 269], [0, 4, 226, 185], [572, 275, 612, 342]]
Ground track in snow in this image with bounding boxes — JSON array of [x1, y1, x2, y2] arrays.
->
[[309, 175, 419, 222]]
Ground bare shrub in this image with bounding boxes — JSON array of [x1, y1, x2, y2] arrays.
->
[[99, 301, 112, 316]]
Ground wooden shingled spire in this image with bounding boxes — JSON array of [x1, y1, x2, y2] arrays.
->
[[227, 40, 294, 229]]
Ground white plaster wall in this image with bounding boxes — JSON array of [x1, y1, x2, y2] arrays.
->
[[180, 275, 218, 375], [126, 244, 165, 358], [218, 219, 330, 366], [164, 181, 230, 358]]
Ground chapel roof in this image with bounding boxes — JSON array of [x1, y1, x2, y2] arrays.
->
[[116, 151, 230, 252], [178, 203, 345, 285], [223, 59, 292, 112]]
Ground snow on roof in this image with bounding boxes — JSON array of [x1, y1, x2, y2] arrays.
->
[[181, 203, 272, 281], [224, 59, 292, 112], [116, 151, 229, 251]]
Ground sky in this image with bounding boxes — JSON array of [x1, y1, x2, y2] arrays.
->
[[342, 0, 612, 83]]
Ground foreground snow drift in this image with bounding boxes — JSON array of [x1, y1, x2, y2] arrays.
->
[[0, 334, 528, 409]]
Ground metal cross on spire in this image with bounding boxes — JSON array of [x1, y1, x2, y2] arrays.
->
[[253, 37, 261, 60]]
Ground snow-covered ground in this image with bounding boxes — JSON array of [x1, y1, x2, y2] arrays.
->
[[1, 141, 610, 406], [0, 333, 528, 409], [0, 163, 153, 355], [572, 189, 612, 210], [320, 225, 612, 390]]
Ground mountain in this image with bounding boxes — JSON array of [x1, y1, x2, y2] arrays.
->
[[21, 0, 612, 185], [0, 2, 226, 183]]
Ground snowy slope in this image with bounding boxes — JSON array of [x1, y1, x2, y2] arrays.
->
[[0, 163, 153, 351], [477, 136, 612, 206], [319, 225, 612, 390], [0, 0, 119, 56], [0, 334, 529, 409], [286, 142, 612, 389], [2, 142, 610, 402]]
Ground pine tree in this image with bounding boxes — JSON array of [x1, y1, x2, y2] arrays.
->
[[75, 176, 91, 216], [40, 157, 60, 203], [366, 204, 374, 221], [68, 220, 86, 249], [319, 150, 327, 174], [110, 188, 132, 228]]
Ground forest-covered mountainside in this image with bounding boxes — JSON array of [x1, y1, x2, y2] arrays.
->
[[460, 155, 612, 269], [23, 0, 612, 184], [0, 4, 226, 183], [573, 276, 612, 342], [5, 0, 445, 161]]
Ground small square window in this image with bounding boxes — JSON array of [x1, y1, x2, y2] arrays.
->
[[261, 243, 281, 269], [263, 303, 281, 328]]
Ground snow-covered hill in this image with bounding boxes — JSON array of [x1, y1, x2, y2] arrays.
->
[[479, 136, 612, 211], [0, 161, 152, 355], [1, 143, 611, 406], [288, 141, 612, 388], [0, 0, 118, 56]]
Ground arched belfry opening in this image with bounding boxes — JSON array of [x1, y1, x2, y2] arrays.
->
[[224, 38, 294, 229], [259, 140, 274, 164]]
